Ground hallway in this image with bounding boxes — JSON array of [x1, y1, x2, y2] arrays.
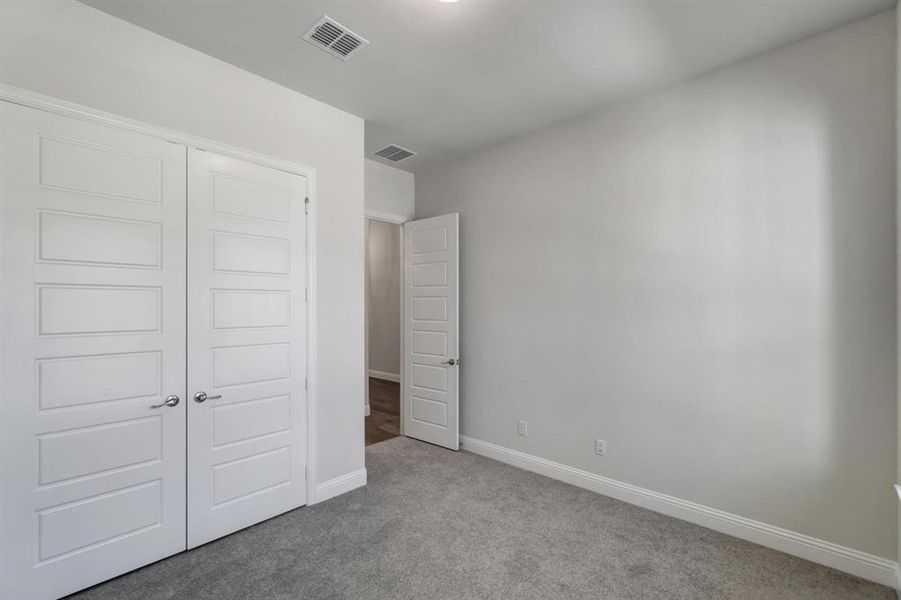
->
[[365, 377, 400, 446]]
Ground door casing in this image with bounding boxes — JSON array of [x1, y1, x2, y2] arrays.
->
[[364, 210, 408, 432]]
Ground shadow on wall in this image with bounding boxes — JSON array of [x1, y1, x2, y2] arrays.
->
[[822, 39, 896, 558], [415, 12, 896, 560]]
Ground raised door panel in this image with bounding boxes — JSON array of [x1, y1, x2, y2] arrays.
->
[[0, 101, 187, 600], [211, 343, 290, 388], [187, 148, 307, 548], [37, 285, 162, 336], [211, 290, 290, 330], [211, 231, 290, 276], [212, 395, 291, 447], [212, 173, 290, 224], [37, 134, 163, 204], [38, 210, 162, 268], [37, 351, 162, 410], [38, 416, 162, 485], [38, 480, 163, 561]]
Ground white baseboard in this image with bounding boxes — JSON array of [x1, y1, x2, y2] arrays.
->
[[895, 563, 900, 599], [460, 435, 898, 587], [310, 468, 367, 505], [368, 369, 400, 383], [364, 404, 371, 417]]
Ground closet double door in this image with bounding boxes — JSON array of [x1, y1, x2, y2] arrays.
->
[[0, 102, 308, 599]]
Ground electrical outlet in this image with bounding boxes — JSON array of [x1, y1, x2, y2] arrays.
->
[[517, 420, 528, 436], [594, 439, 606, 456]]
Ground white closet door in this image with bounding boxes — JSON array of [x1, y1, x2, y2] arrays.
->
[[403, 214, 460, 450], [0, 102, 187, 599], [187, 149, 307, 548]]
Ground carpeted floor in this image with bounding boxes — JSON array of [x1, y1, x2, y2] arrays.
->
[[71, 436, 893, 600]]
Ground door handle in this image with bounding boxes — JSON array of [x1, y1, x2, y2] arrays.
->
[[442, 358, 460, 366], [193, 391, 223, 403], [151, 395, 180, 409]]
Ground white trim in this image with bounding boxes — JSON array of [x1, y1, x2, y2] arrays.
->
[[310, 468, 367, 505], [365, 209, 409, 224], [0, 85, 323, 510], [363, 214, 406, 430], [0, 84, 316, 178], [895, 563, 901, 598], [397, 222, 405, 435], [363, 216, 370, 438], [304, 174, 319, 508], [368, 369, 400, 383], [460, 435, 899, 587]]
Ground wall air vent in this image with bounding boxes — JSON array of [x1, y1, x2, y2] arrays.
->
[[303, 16, 369, 61], [373, 144, 417, 162]]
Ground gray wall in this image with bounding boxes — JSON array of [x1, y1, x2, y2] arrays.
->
[[417, 12, 897, 558], [368, 220, 401, 376], [897, 6, 901, 566], [365, 159, 415, 220]]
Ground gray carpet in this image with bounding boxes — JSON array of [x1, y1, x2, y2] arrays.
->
[[71, 436, 893, 600]]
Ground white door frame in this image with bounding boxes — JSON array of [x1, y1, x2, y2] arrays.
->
[[364, 210, 408, 434], [0, 84, 321, 506]]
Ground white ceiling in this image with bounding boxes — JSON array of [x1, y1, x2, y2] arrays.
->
[[82, 0, 895, 173]]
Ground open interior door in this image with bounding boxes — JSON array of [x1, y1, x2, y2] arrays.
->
[[402, 214, 459, 450]]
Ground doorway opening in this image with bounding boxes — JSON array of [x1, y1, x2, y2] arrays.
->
[[365, 216, 404, 446]]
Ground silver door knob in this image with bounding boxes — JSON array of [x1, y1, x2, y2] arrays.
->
[[442, 358, 460, 366], [151, 395, 180, 409], [194, 391, 223, 403]]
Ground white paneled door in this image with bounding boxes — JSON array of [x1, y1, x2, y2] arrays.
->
[[0, 102, 188, 598], [186, 149, 308, 548], [403, 214, 459, 450], [1, 102, 310, 599]]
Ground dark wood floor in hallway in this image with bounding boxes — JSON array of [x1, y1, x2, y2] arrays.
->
[[366, 377, 400, 446]]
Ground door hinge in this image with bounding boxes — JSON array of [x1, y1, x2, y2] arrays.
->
[[305, 465, 308, 480], [304, 197, 309, 215], [304, 288, 308, 302], [304, 376, 308, 391]]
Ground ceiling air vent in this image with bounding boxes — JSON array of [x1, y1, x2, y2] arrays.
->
[[374, 144, 417, 162], [303, 16, 369, 61]]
